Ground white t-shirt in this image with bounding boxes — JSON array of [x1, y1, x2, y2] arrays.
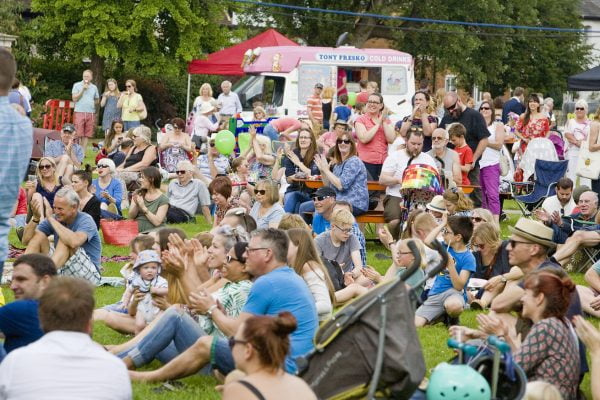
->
[[381, 150, 438, 197], [479, 123, 501, 169], [565, 119, 591, 158], [541, 195, 576, 216], [0, 331, 132, 400]]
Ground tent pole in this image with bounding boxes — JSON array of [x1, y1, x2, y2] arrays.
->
[[186, 74, 191, 118]]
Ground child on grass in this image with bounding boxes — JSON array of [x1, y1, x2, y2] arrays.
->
[[124, 250, 168, 334], [414, 214, 475, 327], [448, 123, 473, 186]]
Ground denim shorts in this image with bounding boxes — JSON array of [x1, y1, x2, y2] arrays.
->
[[210, 337, 235, 374]]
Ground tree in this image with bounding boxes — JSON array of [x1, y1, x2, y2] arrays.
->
[[27, 0, 232, 89]]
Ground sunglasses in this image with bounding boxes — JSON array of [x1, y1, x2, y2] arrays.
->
[[209, 142, 216, 147], [479, 107, 491, 111], [97, 165, 109, 169], [255, 190, 267, 195], [432, 136, 445, 141], [472, 243, 485, 250], [509, 239, 532, 248], [445, 101, 458, 112], [39, 164, 53, 170], [313, 195, 331, 202], [226, 255, 239, 263], [471, 216, 484, 223], [575, 107, 586, 111], [337, 139, 351, 145], [175, 170, 188, 175], [228, 337, 248, 349], [126, 85, 132, 88]]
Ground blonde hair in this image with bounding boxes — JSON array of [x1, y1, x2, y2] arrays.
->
[[331, 209, 355, 226], [472, 222, 502, 250], [199, 83, 213, 97], [254, 134, 271, 151], [398, 238, 428, 270], [256, 179, 279, 205], [125, 79, 137, 92], [36, 157, 58, 183], [133, 125, 152, 144], [443, 189, 474, 213], [472, 208, 494, 224], [253, 106, 266, 119], [524, 381, 563, 400], [104, 78, 120, 96], [413, 212, 437, 236], [278, 214, 310, 231], [322, 86, 335, 100]]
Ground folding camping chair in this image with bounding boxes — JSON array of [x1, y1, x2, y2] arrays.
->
[[506, 159, 568, 217]]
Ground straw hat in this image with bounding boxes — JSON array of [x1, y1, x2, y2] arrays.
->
[[199, 102, 215, 115], [508, 218, 556, 249], [426, 195, 446, 214]]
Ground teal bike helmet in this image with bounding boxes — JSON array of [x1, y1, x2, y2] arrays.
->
[[427, 363, 491, 400]]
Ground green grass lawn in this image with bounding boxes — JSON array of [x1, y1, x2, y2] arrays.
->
[[5, 144, 594, 398]]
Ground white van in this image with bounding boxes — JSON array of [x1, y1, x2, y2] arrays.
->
[[234, 45, 415, 123]]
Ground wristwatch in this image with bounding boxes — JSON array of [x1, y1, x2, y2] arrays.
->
[[206, 304, 218, 317], [500, 275, 508, 284]]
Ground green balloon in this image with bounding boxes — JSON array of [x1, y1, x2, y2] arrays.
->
[[347, 91, 357, 106], [215, 130, 236, 155], [238, 132, 251, 153]]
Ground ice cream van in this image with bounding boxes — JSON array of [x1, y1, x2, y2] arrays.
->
[[234, 46, 415, 123]]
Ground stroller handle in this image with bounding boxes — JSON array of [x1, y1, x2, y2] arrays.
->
[[427, 240, 449, 279], [447, 338, 478, 357], [398, 240, 422, 283], [488, 335, 511, 353]]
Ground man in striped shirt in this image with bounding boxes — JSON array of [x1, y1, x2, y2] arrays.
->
[[0, 49, 33, 281], [307, 83, 323, 125]]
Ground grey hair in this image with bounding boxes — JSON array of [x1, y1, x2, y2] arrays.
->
[[133, 125, 152, 144], [575, 99, 588, 112], [99, 158, 116, 174], [55, 188, 80, 208], [214, 224, 249, 252], [176, 160, 195, 173]]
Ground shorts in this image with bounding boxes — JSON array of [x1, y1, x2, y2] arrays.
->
[[383, 195, 403, 222], [210, 337, 235, 374], [74, 112, 96, 138], [60, 247, 101, 286], [415, 288, 465, 322]]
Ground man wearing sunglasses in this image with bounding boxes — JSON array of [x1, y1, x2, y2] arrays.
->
[[304, 186, 336, 234], [440, 92, 489, 207], [166, 161, 212, 224], [379, 129, 437, 239], [196, 133, 230, 181], [44, 123, 84, 185], [427, 127, 462, 186]]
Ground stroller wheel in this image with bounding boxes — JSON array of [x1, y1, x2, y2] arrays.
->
[[469, 355, 527, 400]]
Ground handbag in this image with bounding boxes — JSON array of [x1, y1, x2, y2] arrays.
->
[[576, 141, 600, 180], [100, 219, 139, 246], [499, 152, 510, 176], [139, 100, 148, 120]]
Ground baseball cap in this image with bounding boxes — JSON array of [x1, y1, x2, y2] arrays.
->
[[314, 186, 336, 198], [62, 123, 75, 133]]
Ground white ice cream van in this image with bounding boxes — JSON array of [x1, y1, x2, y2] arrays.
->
[[234, 45, 415, 123]]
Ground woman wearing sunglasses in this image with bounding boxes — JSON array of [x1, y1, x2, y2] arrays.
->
[[250, 180, 285, 229], [223, 312, 317, 400], [158, 117, 194, 173], [25, 157, 64, 219], [564, 99, 591, 186], [478, 100, 505, 224], [314, 130, 368, 216], [117, 79, 145, 131], [92, 158, 123, 219]]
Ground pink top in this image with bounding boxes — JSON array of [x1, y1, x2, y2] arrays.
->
[[355, 114, 389, 164], [271, 117, 301, 132]]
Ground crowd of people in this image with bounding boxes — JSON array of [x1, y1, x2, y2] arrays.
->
[[4, 47, 600, 399]]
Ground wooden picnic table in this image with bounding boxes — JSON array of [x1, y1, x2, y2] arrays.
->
[[294, 179, 385, 191]]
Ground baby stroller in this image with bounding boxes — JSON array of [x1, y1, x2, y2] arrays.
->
[[399, 164, 444, 235], [299, 241, 449, 399]]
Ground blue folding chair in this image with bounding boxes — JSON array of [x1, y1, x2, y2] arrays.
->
[[507, 159, 568, 217]]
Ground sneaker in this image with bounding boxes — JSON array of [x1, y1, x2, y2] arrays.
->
[[444, 314, 460, 327]]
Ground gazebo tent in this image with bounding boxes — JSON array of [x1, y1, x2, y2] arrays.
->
[[567, 65, 600, 91], [185, 29, 298, 114]]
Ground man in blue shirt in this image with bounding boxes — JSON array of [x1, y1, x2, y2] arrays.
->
[[23, 188, 101, 285], [0, 49, 33, 281], [128, 228, 319, 383], [72, 69, 99, 151], [44, 123, 84, 184], [0, 254, 57, 360]]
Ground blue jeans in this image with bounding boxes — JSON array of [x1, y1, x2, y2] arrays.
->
[[123, 120, 141, 131], [262, 124, 279, 141], [118, 307, 205, 367], [298, 200, 315, 224], [284, 191, 311, 214]]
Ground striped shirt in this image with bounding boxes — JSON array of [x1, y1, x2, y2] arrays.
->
[[307, 94, 323, 122], [0, 97, 33, 263]]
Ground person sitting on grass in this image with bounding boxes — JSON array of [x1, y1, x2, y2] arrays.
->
[[129, 166, 169, 233], [23, 188, 102, 285], [92, 158, 124, 219], [123, 250, 168, 334], [94, 234, 155, 334], [448, 123, 473, 186], [442, 188, 473, 217], [575, 259, 600, 318], [222, 312, 317, 400], [414, 214, 475, 327]]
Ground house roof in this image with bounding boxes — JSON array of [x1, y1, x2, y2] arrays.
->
[[582, 0, 600, 19]]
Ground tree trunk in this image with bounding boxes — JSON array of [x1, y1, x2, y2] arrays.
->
[[90, 53, 105, 132]]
